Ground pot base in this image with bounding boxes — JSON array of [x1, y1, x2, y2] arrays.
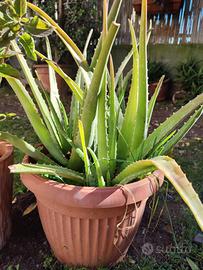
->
[[37, 199, 147, 267]]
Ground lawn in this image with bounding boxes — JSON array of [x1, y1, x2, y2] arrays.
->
[[0, 87, 202, 270]]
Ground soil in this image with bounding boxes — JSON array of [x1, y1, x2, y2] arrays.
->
[[0, 87, 202, 269]]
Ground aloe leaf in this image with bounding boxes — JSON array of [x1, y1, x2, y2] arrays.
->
[[35, 50, 83, 103], [108, 56, 117, 176], [138, 0, 148, 139], [161, 106, 203, 155], [5, 77, 68, 166], [117, 20, 139, 160], [11, 41, 63, 152], [80, 22, 120, 145], [134, 93, 203, 159], [83, 29, 93, 59], [19, 32, 37, 61], [87, 147, 105, 187], [69, 64, 83, 140], [45, 37, 62, 121], [78, 120, 91, 181], [57, 99, 69, 134], [43, 92, 71, 153], [91, 0, 123, 69], [113, 159, 155, 185], [69, 22, 120, 171], [113, 156, 203, 230], [77, 36, 93, 89], [97, 71, 109, 178], [117, 69, 132, 108], [0, 131, 55, 164], [10, 163, 84, 184], [96, 0, 109, 176], [27, 2, 89, 70], [78, 29, 94, 89], [148, 131, 176, 158], [115, 49, 133, 89], [69, 95, 80, 140], [148, 75, 165, 127], [147, 19, 153, 44]]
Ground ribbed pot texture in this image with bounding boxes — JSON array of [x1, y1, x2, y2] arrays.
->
[[0, 141, 13, 250], [21, 155, 164, 268]]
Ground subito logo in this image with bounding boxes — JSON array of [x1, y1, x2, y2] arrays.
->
[[141, 242, 154, 256]]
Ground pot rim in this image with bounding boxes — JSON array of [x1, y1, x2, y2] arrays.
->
[[0, 141, 13, 163], [20, 155, 164, 209]]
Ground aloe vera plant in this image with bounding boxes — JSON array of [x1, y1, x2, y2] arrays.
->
[[0, 0, 203, 230]]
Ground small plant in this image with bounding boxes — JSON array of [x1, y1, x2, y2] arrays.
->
[[176, 58, 203, 98], [148, 61, 170, 83], [0, 0, 202, 236]]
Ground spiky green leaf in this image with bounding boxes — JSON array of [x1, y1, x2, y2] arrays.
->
[[87, 147, 105, 187], [10, 163, 84, 185], [6, 77, 68, 166], [113, 156, 203, 231], [78, 120, 91, 180], [134, 93, 203, 160], [35, 50, 83, 103], [0, 131, 55, 164], [91, 0, 123, 69], [148, 75, 165, 127], [117, 20, 139, 160], [162, 106, 203, 155]]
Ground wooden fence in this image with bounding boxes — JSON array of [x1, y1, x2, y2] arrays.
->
[[34, 1, 203, 45], [114, 0, 203, 45]]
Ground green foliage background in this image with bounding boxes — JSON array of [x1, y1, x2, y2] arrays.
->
[[36, 0, 101, 61]]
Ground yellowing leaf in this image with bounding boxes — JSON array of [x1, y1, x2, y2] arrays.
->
[[113, 156, 203, 231]]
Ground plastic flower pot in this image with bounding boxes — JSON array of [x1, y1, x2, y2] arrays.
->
[[0, 141, 13, 250], [21, 155, 164, 268], [149, 78, 171, 101], [34, 64, 72, 92]]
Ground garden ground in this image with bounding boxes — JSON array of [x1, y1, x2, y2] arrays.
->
[[0, 86, 202, 270]]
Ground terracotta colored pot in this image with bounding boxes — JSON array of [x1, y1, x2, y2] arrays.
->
[[0, 141, 13, 250], [133, 0, 182, 14], [34, 64, 73, 92], [149, 78, 171, 101], [21, 155, 164, 268]]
